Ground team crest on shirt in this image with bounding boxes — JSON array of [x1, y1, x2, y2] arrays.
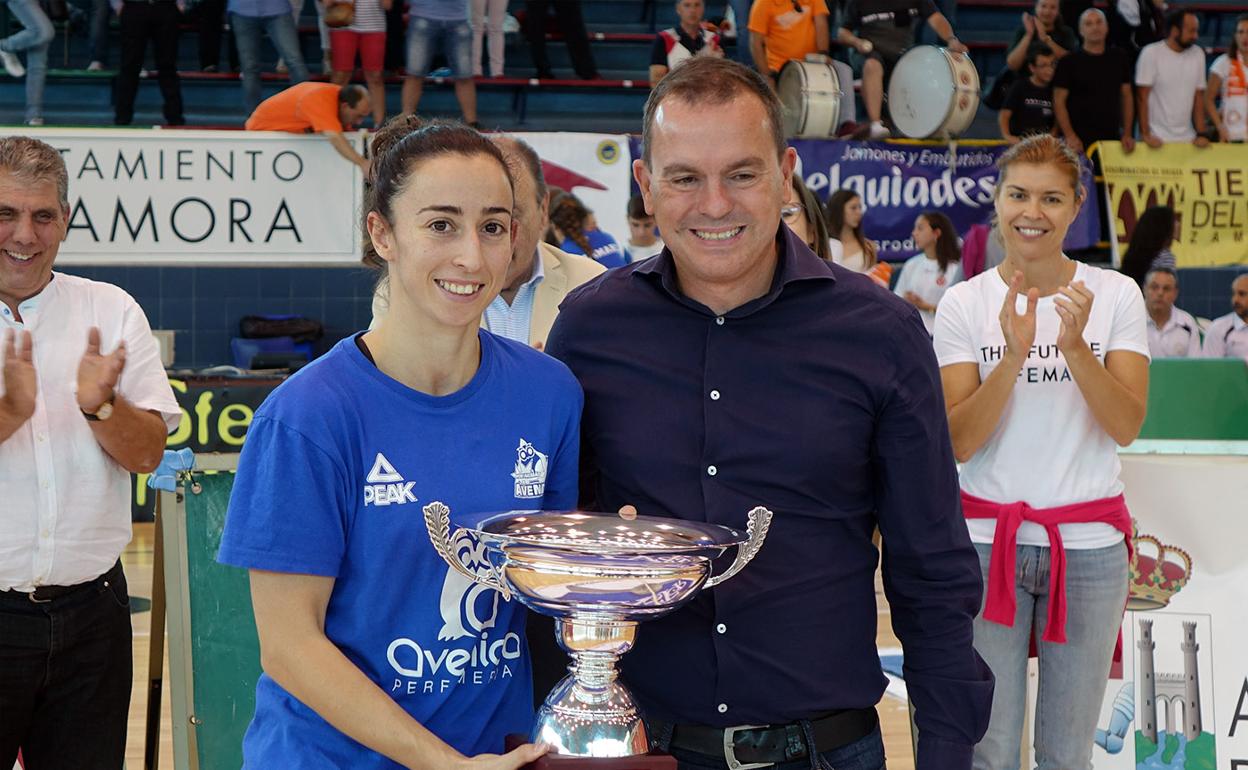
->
[[511, 439, 548, 499]]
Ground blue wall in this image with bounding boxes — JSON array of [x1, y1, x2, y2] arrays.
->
[[59, 266, 379, 369], [57, 264, 1247, 370]]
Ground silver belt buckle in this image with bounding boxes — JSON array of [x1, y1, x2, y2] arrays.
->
[[723, 724, 773, 770]]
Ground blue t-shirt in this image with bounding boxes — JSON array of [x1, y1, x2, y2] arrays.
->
[[218, 331, 582, 768], [561, 229, 627, 269]]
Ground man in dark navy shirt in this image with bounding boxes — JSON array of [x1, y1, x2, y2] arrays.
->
[[545, 57, 993, 769]]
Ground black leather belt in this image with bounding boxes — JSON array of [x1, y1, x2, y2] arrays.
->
[[1, 560, 122, 604], [655, 707, 878, 768]]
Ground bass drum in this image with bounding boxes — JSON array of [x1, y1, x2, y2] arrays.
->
[[887, 45, 980, 139], [777, 59, 842, 138]]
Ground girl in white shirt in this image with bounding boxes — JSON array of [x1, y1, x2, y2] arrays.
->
[[933, 134, 1150, 770], [1206, 14, 1248, 143], [824, 189, 890, 287], [894, 211, 963, 334]]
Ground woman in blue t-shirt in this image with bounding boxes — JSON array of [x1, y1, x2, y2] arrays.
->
[[548, 190, 628, 268], [219, 122, 583, 769]]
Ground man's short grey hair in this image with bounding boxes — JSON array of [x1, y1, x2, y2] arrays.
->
[[1145, 267, 1178, 285], [492, 135, 548, 209], [1079, 7, 1106, 25], [0, 136, 68, 210]]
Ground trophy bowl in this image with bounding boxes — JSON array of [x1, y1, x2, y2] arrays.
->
[[424, 504, 773, 759]]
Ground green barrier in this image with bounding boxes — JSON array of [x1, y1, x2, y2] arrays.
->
[[162, 458, 261, 770], [1139, 359, 1248, 440]]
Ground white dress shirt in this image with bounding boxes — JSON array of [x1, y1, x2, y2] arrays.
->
[[1203, 312, 1248, 363], [0, 273, 179, 591], [1146, 306, 1202, 358]]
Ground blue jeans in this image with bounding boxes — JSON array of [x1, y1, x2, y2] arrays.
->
[[406, 15, 472, 77], [667, 726, 886, 770], [971, 542, 1128, 770], [1, 0, 53, 122], [231, 11, 309, 112]]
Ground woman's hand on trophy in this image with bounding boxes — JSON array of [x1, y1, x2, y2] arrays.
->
[[456, 741, 550, 770]]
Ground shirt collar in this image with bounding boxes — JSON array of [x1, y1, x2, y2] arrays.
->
[[634, 224, 835, 317], [523, 247, 546, 289], [2, 272, 57, 324], [1234, 314, 1248, 332]]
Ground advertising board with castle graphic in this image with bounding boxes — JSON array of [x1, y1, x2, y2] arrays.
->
[[1065, 451, 1248, 770]]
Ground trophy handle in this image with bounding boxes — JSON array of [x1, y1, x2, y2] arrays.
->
[[422, 501, 512, 601], [705, 506, 773, 589]]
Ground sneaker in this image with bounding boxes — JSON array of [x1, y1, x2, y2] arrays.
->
[[87, 60, 104, 71], [275, 57, 288, 73], [0, 50, 25, 78], [867, 120, 891, 140], [25, 117, 43, 126]]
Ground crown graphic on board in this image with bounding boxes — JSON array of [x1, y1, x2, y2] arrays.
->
[[1128, 523, 1192, 611]]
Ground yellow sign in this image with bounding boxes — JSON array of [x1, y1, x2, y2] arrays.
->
[[1098, 142, 1248, 267]]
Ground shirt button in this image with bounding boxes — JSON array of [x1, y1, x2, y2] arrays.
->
[[707, 465, 718, 476], [717, 703, 729, 714], [36, 433, 45, 442], [709, 390, 720, 401], [716, 623, 727, 634], [41, 480, 50, 489], [40, 529, 50, 538], [715, 316, 725, 326]]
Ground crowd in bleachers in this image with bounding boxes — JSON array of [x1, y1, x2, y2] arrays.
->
[[0, 0, 1245, 134]]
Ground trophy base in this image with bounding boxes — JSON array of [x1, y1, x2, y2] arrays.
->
[[506, 735, 677, 769]]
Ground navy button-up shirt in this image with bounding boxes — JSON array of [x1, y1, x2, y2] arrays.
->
[[545, 227, 993, 769]]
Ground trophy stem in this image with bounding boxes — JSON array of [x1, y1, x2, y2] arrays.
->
[[571, 650, 619, 690]]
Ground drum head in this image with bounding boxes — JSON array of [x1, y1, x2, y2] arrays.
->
[[777, 61, 810, 137], [777, 60, 841, 138], [889, 46, 957, 139]]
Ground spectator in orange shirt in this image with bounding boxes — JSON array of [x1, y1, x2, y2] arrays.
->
[[246, 82, 373, 172], [748, 0, 857, 134]]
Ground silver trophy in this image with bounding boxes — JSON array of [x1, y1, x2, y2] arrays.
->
[[424, 503, 773, 759]]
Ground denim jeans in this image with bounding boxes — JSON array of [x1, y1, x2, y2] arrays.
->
[[88, 0, 110, 63], [971, 542, 1129, 770], [0, 0, 53, 122], [406, 15, 472, 77], [668, 725, 887, 770], [0, 562, 134, 769], [231, 10, 308, 112]]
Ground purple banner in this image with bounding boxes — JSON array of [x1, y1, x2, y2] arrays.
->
[[792, 139, 1100, 261]]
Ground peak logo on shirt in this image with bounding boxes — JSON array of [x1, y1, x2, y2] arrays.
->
[[511, 439, 548, 499], [364, 452, 418, 506]]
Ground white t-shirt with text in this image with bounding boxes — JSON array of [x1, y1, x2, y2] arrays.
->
[[1210, 53, 1248, 142], [933, 262, 1150, 549]]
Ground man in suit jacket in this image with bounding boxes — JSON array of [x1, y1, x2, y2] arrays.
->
[[370, 135, 605, 347]]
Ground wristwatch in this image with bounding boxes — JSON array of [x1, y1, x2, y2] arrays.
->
[[82, 393, 115, 422]]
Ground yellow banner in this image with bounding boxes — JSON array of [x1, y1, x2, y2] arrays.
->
[[1098, 142, 1248, 267]]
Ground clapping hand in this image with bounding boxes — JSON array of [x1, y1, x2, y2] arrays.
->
[[2, 329, 37, 423], [1054, 280, 1094, 353], [77, 326, 126, 413], [999, 271, 1038, 363]]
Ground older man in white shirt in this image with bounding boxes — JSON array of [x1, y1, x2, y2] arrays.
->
[[0, 136, 179, 769], [1144, 268, 1201, 358], [1203, 273, 1248, 363]]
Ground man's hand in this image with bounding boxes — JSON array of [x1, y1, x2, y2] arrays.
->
[[1194, 134, 1210, 148], [946, 37, 968, 53], [1021, 12, 1035, 35], [1143, 132, 1164, 148], [2, 329, 37, 425], [1120, 132, 1136, 153], [77, 326, 126, 413]]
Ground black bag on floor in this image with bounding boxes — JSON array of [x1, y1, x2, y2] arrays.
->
[[239, 315, 324, 343]]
